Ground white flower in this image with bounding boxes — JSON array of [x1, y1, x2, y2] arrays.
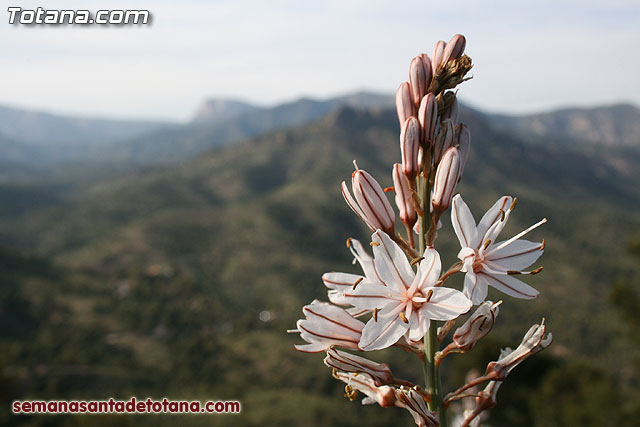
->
[[291, 300, 365, 353], [324, 348, 393, 386], [343, 230, 471, 351], [451, 194, 546, 305]]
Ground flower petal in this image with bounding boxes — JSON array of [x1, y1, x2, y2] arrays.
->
[[408, 309, 430, 343], [423, 287, 472, 320], [343, 282, 398, 310], [372, 230, 415, 292], [478, 271, 539, 300], [451, 194, 477, 249], [474, 196, 512, 248], [359, 314, 409, 351], [464, 271, 488, 305], [486, 239, 544, 271], [412, 247, 442, 293], [342, 181, 372, 229], [323, 272, 365, 304], [349, 239, 385, 285]]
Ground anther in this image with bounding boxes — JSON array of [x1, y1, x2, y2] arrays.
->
[[352, 277, 364, 290], [499, 209, 505, 222], [540, 239, 546, 250], [425, 289, 434, 302], [509, 197, 518, 211], [483, 239, 492, 250], [346, 237, 353, 248], [399, 312, 409, 323], [411, 256, 424, 266], [530, 266, 544, 275], [373, 308, 379, 322], [384, 187, 395, 193], [507, 270, 521, 275], [370, 241, 380, 247]]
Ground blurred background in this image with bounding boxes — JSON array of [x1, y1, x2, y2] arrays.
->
[[1, 1, 639, 425]]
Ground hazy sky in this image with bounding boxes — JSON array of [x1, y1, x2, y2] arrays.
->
[[2, 0, 639, 121]]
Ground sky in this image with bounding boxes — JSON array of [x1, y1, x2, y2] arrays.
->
[[1, 0, 639, 122]]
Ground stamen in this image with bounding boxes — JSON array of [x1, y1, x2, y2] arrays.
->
[[425, 289, 434, 302], [346, 237, 353, 248], [540, 239, 546, 250], [507, 270, 521, 275], [499, 209, 505, 222], [344, 385, 358, 401], [370, 241, 380, 247], [483, 239, 492, 250], [399, 312, 409, 323], [373, 308, 379, 322], [352, 277, 364, 289], [530, 266, 544, 275], [384, 187, 395, 193], [509, 197, 518, 211], [485, 218, 547, 256], [411, 256, 424, 266]]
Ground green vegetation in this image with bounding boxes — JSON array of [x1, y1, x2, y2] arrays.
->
[[1, 106, 639, 425]]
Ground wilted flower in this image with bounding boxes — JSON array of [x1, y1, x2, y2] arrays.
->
[[343, 230, 471, 350], [332, 370, 398, 407], [401, 117, 421, 179], [452, 300, 501, 351], [396, 387, 440, 427], [393, 163, 418, 229], [292, 300, 364, 353], [342, 165, 395, 235], [324, 348, 394, 386], [486, 320, 552, 380], [451, 194, 546, 305], [441, 92, 459, 125], [396, 81, 416, 126], [409, 54, 433, 105], [432, 147, 461, 215]]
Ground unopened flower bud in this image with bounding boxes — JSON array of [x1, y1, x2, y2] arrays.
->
[[400, 117, 420, 179], [455, 123, 471, 178], [432, 40, 446, 71], [396, 82, 416, 126], [418, 93, 438, 147], [324, 348, 394, 386], [432, 147, 461, 214], [433, 119, 455, 165], [441, 92, 459, 124], [441, 34, 466, 65], [342, 166, 395, 234], [393, 163, 417, 229], [453, 301, 500, 351], [409, 54, 433, 106], [486, 320, 552, 380]]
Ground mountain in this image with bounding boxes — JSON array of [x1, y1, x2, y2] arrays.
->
[[88, 91, 394, 165], [1, 103, 639, 425], [486, 103, 640, 146]]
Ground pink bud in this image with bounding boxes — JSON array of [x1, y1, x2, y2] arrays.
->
[[441, 34, 466, 65], [432, 147, 461, 214], [432, 40, 446, 70], [342, 166, 395, 234], [393, 163, 417, 229], [441, 92, 459, 124], [400, 117, 420, 179], [455, 123, 471, 178], [433, 119, 455, 166], [396, 82, 415, 126], [409, 54, 432, 105], [418, 93, 438, 147], [453, 301, 500, 351]]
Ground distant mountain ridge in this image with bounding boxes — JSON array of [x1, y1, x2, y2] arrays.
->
[[486, 103, 640, 146]]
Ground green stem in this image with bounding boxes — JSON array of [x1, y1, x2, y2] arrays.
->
[[418, 174, 447, 426]]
